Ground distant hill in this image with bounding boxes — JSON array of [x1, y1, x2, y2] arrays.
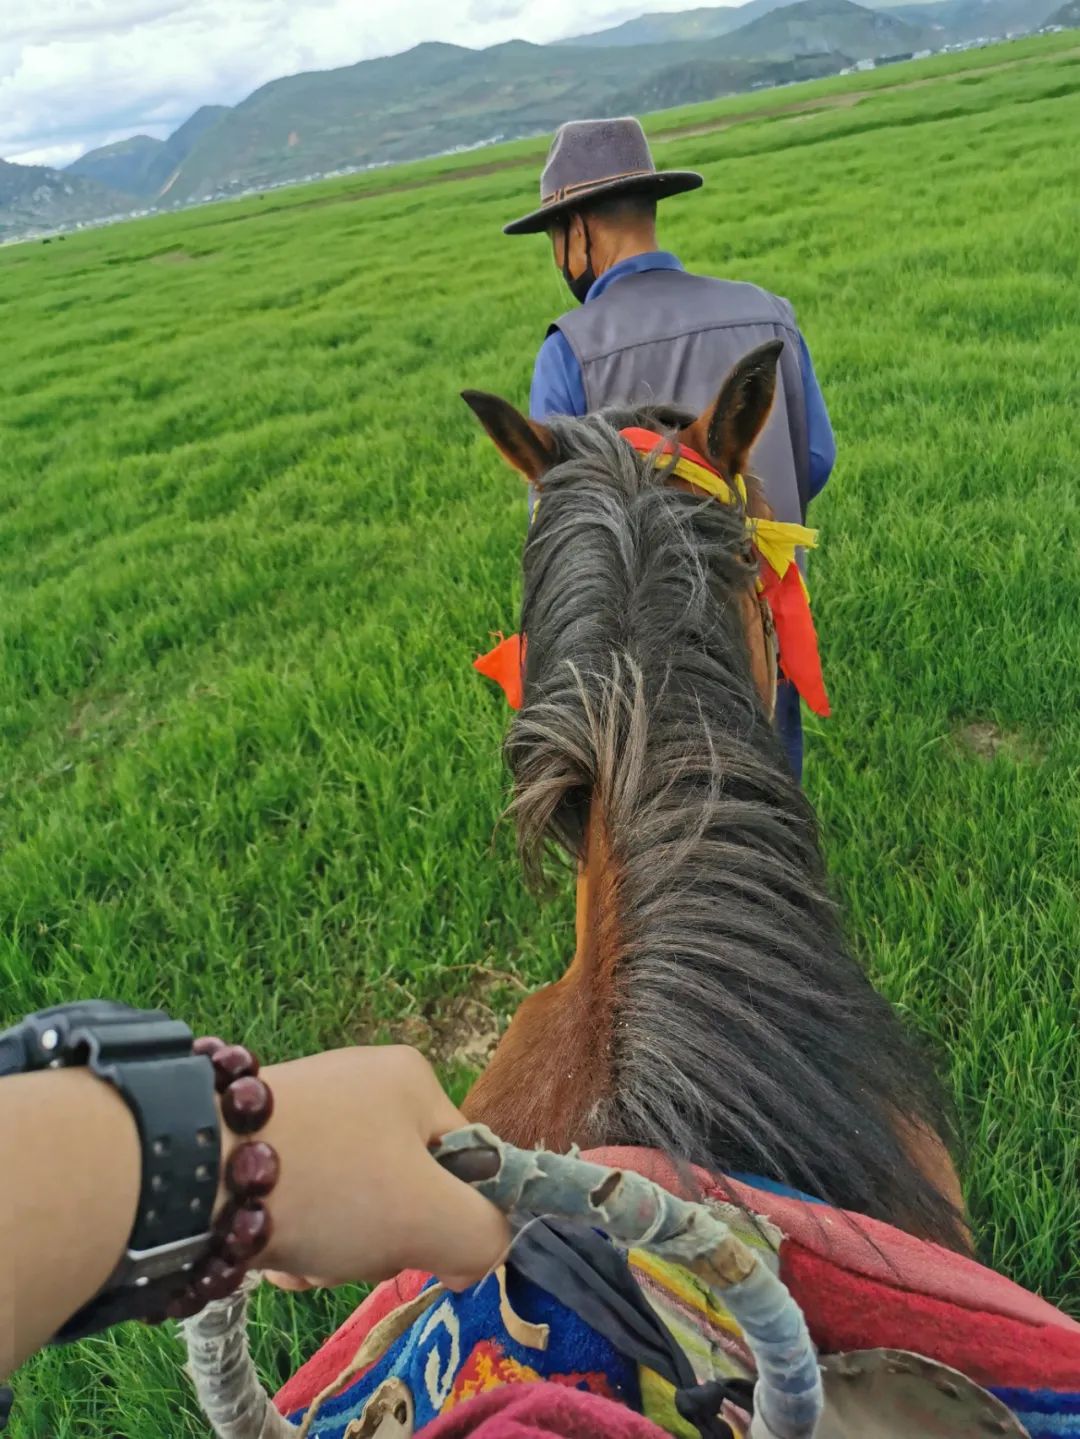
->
[[881, 0, 1060, 39], [164, 29, 852, 205], [66, 134, 164, 197], [148, 0, 944, 206], [167, 39, 648, 201], [722, 0, 929, 58], [567, 0, 1055, 47], [68, 106, 230, 199], [0, 159, 127, 241], [566, 0, 791, 47], [610, 50, 842, 113], [2, 0, 1059, 240], [1045, 0, 1080, 22]]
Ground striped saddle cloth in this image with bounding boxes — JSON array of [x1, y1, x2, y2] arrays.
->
[[276, 1150, 1080, 1439]]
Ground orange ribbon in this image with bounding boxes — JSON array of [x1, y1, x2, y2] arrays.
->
[[758, 562, 830, 718], [618, 427, 716, 476], [473, 632, 524, 710]]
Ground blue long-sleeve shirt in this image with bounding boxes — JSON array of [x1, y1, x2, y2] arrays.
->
[[528, 251, 835, 778]]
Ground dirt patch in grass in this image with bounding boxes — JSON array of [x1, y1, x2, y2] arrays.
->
[[395, 991, 505, 1071], [355, 966, 528, 1071], [955, 721, 1043, 764], [67, 692, 128, 740]]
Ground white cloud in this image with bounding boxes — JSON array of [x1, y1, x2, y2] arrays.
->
[[1, 0, 740, 168], [11, 138, 97, 167]]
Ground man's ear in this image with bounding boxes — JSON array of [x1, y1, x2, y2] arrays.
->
[[679, 339, 784, 479], [461, 391, 556, 483]]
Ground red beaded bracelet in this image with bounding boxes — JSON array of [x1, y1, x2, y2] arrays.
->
[[160, 1037, 280, 1322]]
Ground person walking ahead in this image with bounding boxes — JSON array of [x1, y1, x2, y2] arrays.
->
[[505, 117, 835, 779]]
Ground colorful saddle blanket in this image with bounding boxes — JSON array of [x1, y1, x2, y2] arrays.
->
[[276, 1151, 1080, 1439]]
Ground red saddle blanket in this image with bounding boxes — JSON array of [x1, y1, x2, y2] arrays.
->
[[276, 1147, 1080, 1436]]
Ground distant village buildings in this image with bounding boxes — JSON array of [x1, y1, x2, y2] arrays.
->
[[838, 27, 1042, 80]]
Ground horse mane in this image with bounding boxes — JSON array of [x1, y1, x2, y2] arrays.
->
[[504, 406, 961, 1247]]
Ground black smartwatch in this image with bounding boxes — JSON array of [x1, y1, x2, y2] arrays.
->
[[0, 1000, 220, 1341]]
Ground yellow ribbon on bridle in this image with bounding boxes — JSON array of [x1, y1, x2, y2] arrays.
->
[[653, 444, 819, 582]]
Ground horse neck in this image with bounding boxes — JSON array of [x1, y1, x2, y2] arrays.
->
[[462, 803, 621, 1152], [466, 808, 965, 1239]]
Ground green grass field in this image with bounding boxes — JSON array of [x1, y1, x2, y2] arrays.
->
[[2, 32, 1079, 1435]]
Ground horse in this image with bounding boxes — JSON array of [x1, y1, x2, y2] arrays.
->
[[185, 346, 1080, 1439], [460, 341, 965, 1249]]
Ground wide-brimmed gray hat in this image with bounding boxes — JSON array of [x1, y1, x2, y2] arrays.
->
[[504, 117, 703, 236]]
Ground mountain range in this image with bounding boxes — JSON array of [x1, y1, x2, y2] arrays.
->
[[569, 0, 1047, 45], [2, 0, 1072, 242], [67, 106, 229, 199], [0, 160, 129, 238]]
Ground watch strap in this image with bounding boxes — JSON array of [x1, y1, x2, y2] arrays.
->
[[0, 1003, 223, 1343], [108, 1050, 219, 1250]]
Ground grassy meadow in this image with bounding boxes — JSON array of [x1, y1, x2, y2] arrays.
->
[[2, 32, 1079, 1435]]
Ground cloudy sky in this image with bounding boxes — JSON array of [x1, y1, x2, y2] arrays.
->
[[2, 0, 743, 169]]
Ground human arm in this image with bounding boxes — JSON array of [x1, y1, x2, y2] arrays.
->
[[526, 332, 585, 517], [529, 331, 586, 421], [797, 332, 836, 501], [1, 1067, 141, 1376], [0, 1045, 508, 1377]]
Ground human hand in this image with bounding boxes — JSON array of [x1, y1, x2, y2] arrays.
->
[[252, 1046, 509, 1292]]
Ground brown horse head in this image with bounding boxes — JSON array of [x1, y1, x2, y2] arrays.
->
[[460, 344, 965, 1247], [463, 341, 781, 719]]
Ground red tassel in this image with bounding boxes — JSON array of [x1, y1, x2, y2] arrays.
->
[[760, 563, 830, 718], [473, 633, 524, 710]]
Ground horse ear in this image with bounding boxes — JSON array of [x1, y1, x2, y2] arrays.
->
[[680, 339, 784, 479], [462, 390, 556, 483]]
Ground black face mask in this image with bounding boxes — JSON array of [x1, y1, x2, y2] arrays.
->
[[562, 217, 596, 304]]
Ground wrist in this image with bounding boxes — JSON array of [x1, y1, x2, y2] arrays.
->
[[252, 1048, 364, 1280], [11, 1003, 223, 1345], [71, 1033, 281, 1329], [253, 1056, 309, 1275], [152, 1038, 280, 1319]]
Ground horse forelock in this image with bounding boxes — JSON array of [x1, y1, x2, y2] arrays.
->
[[502, 408, 962, 1248]]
